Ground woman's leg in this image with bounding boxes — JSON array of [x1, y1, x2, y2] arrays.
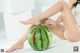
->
[[59, 2, 80, 42], [45, 18, 66, 40], [48, 2, 80, 42], [42, 1, 80, 42], [6, 32, 28, 52], [56, 15, 63, 25], [43, 1, 80, 42], [20, 1, 65, 25], [5, 25, 35, 52], [21, 1, 80, 42]]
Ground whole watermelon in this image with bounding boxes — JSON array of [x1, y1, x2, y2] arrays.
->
[[28, 24, 52, 51]]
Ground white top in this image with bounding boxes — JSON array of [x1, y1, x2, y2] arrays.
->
[[73, 4, 80, 25]]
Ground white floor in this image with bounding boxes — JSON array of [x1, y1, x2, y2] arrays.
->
[[0, 36, 80, 53]]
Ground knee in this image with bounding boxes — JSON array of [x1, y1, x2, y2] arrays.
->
[[58, 1, 68, 9], [64, 30, 80, 42], [66, 36, 80, 42], [58, 1, 67, 5], [66, 33, 80, 42]]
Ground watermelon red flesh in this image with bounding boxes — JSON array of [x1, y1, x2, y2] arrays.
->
[[28, 24, 52, 51]]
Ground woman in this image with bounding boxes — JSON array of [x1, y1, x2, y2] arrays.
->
[[6, 0, 80, 52]]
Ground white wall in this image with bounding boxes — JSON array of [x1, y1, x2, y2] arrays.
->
[[0, 0, 5, 12], [0, 13, 6, 40], [9, 0, 35, 13], [4, 11, 32, 40], [0, 0, 35, 13], [2, 0, 35, 40]]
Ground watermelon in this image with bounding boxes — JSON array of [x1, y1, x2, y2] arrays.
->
[[28, 24, 52, 51]]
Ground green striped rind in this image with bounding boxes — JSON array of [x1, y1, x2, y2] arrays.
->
[[28, 26, 39, 50], [28, 27, 36, 49], [28, 24, 52, 51], [42, 25, 52, 46], [35, 27, 42, 50], [41, 28, 49, 49]]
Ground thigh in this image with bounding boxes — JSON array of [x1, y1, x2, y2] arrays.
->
[[62, 3, 77, 30], [61, 3, 80, 41], [61, 3, 80, 36], [47, 24, 66, 40]]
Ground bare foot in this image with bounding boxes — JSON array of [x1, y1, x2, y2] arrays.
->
[[6, 43, 24, 53], [20, 17, 41, 25]]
